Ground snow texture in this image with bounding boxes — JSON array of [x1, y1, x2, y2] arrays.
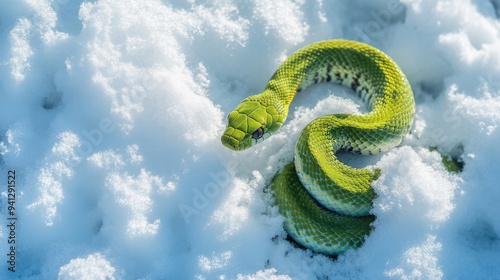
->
[[0, 0, 499, 279]]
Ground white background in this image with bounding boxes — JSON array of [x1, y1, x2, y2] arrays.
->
[[1, 0, 499, 279]]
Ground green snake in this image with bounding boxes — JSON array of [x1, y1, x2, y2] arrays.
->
[[221, 40, 415, 255]]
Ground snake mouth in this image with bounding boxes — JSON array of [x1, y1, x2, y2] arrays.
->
[[221, 126, 252, 151], [221, 134, 239, 151]]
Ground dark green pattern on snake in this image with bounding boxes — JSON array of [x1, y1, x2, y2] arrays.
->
[[221, 40, 415, 255]]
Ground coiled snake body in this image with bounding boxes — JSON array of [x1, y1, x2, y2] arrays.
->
[[221, 40, 415, 254]]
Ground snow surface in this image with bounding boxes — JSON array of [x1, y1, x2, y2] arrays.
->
[[1, 0, 499, 279]]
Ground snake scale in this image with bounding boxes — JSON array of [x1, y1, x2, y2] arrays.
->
[[221, 40, 415, 255]]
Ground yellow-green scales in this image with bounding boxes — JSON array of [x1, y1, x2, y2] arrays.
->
[[221, 40, 415, 255]]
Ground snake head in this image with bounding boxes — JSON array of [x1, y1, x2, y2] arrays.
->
[[221, 99, 285, 151]]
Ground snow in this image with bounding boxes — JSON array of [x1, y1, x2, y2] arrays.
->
[[0, 0, 499, 279]]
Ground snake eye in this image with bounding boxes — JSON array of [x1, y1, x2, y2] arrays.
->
[[252, 127, 264, 139]]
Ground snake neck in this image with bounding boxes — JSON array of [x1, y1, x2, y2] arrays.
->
[[261, 40, 414, 139], [265, 41, 387, 109]]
